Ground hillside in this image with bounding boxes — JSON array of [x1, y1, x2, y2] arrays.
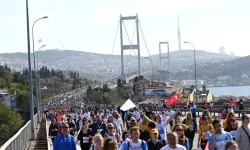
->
[[174, 55, 250, 79], [0, 50, 238, 79]]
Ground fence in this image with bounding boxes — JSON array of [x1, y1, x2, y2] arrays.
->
[[0, 114, 38, 150]]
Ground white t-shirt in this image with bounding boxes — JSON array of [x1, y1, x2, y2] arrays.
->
[[156, 122, 167, 140], [83, 112, 90, 120], [78, 120, 83, 130], [208, 131, 233, 150], [160, 144, 186, 150], [128, 140, 144, 150], [161, 114, 167, 122], [114, 118, 122, 133]]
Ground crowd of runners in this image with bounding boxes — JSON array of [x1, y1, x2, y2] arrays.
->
[[44, 96, 250, 150]]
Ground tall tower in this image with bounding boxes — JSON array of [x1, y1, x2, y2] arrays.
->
[[120, 14, 141, 75], [177, 15, 181, 51]]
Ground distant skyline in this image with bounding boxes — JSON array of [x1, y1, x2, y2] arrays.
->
[[1, 0, 250, 56]]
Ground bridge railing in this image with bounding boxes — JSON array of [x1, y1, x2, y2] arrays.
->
[[0, 114, 38, 150]]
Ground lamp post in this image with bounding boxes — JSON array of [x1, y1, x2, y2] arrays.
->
[[36, 45, 46, 119], [184, 41, 198, 103], [25, 0, 35, 139], [32, 16, 48, 123]]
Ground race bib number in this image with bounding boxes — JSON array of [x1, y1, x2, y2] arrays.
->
[[83, 137, 89, 143]]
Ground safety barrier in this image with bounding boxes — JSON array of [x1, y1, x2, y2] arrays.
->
[[0, 114, 38, 150]]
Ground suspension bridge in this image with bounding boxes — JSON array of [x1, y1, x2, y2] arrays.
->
[[0, 14, 173, 150]]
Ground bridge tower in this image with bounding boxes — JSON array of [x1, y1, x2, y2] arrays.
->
[[159, 41, 170, 69], [120, 14, 141, 75], [159, 41, 171, 81]]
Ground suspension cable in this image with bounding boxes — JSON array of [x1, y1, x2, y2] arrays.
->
[[122, 21, 137, 57], [111, 21, 120, 55], [122, 21, 138, 75], [138, 21, 154, 66], [138, 21, 155, 80]]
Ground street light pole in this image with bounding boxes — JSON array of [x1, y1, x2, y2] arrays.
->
[[25, 0, 35, 139], [37, 45, 46, 119], [184, 41, 198, 103], [32, 16, 48, 123]]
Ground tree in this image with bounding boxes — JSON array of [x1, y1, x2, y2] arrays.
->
[[117, 79, 122, 87], [0, 102, 23, 145], [103, 84, 110, 93], [16, 93, 30, 114], [0, 78, 6, 88], [134, 76, 138, 83]]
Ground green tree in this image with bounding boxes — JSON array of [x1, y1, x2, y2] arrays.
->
[[0, 102, 23, 145], [117, 79, 122, 87], [16, 93, 30, 114]]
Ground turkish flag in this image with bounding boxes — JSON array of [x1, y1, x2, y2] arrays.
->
[[38, 38, 42, 43], [166, 93, 179, 106]]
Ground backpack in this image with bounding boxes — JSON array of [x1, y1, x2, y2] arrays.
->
[[127, 141, 146, 150]]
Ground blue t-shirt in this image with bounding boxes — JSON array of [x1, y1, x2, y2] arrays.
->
[[190, 105, 196, 113], [53, 134, 77, 150], [208, 131, 232, 150]]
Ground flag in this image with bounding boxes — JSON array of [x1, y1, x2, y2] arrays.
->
[[166, 93, 179, 106], [38, 38, 42, 43]]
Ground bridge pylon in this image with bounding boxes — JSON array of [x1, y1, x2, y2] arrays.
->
[[120, 14, 141, 75], [159, 41, 171, 81]]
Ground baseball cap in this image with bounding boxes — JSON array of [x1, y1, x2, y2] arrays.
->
[[150, 128, 159, 135]]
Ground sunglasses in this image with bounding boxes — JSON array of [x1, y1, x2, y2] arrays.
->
[[95, 139, 102, 142], [108, 127, 114, 129], [62, 127, 69, 129], [174, 129, 183, 132], [214, 124, 222, 128]]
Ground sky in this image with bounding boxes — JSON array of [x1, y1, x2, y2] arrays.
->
[[1, 0, 250, 56]]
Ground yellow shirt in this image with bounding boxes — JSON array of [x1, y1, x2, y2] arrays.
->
[[199, 116, 213, 127], [185, 119, 196, 131], [172, 123, 188, 131], [140, 123, 148, 132], [198, 124, 213, 140]]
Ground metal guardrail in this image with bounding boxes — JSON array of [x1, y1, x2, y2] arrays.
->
[[0, 114, 38, 150]]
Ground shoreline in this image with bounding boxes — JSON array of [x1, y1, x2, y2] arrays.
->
[[207, 85, 250, 88]]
